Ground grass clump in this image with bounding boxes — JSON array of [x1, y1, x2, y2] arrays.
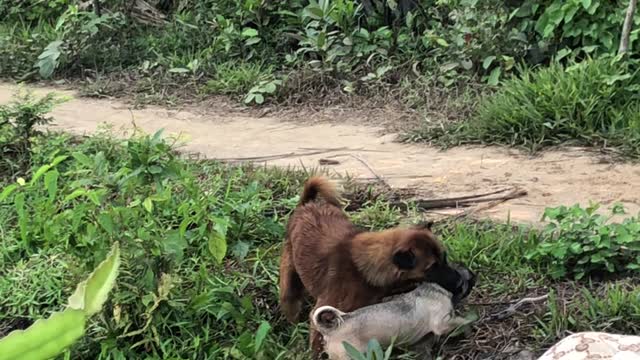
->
[[408, 57, 640, 157]]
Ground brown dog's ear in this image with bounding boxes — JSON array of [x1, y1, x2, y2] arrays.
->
[[392, 249, 416, 270]]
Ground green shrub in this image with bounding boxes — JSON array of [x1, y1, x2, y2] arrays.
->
[[6, 0, 635, 103], [0, 0, 73, 23], [468, 57, 640, 152], [526, 203, 640, 280], [0, 90, 66, 177]]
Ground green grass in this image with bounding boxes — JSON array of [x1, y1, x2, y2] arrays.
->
[[1, 129, 640, 359], [406, 57, 640, 158], [2, 91, 640, 358]]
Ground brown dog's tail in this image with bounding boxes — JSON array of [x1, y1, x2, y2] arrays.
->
[[300, 176, 341, 207]]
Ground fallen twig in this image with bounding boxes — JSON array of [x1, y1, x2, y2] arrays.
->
[[487, 294, 549, 321], [451, 188, 528, 219], [215, 147, 350, 162], [318, 158, 341, 165], [391, 188, 527, 211], [349, 154, 391, 190]]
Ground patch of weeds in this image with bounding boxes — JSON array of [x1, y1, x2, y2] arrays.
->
[[439, 221, 540, 275], [204, 62, 276, 96], [526, 203, 640, 280], [350, 199, 409, 231], [0, 247, 84, 331], [0, 90, 66, 178], [535, 280, 640, 343], [408, 57, 640, 157]]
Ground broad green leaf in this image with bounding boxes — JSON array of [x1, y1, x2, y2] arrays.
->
[[35, 41, 63, 79], [164, 230, 187, 262], [263, 82, 277, 93], [72, 152, 93, 167], [44, 170, 59, 202], [97, 213, 115, 235], [367, 338, 384, 360], [244, 93, 256, 104], [208, 230, 227, 264], [68, 242, 120, 316], [254, 321, 271, 353], [384, 337, 396, 359], [303, 5, 324, 20], [50, 155, 68, 167], [0, 184, 17, 202], [487, 67, 502, 85], [482, 56, 496, 70], [436, 38, 449, 47], [231, 241, 250, 260], [245, 37, 261, 46], [0, 308, 86, 360], [143, 198, 154, 213], [343, 341, 367, 360], [64, 189, 87, 202], [30, 164, 52, 186], [242, 28, 258, 37], [555, 48, 572, 61], [87, 191, 101, 206]]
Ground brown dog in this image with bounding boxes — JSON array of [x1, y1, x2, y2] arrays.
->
[[278, 176, 450, 357]]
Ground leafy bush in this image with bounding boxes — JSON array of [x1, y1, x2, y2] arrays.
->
[[517, 0, 637, 61], [4, 0, 636, 104], [0, 0, 73, 23], [0, 91, 66, 177], [462, 57, 640, 153], [526, 203, 640, 280]]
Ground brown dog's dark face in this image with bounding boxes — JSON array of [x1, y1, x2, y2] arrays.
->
[[391, 227, 445, 283], [423, 257, 476, 304]]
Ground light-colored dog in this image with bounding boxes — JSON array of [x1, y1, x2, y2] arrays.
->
[[311, 265, 475, 359]]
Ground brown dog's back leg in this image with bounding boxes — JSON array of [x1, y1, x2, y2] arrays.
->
[[279, 243, 305, 323]]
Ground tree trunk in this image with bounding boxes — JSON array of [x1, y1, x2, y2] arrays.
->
[[618, 0, 638, 55]]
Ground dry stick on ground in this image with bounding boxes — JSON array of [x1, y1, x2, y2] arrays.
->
[[348, 154, 392, 190], [486, 294, 550, 321], [619, 0, 638, 54], [214, 147, 352, 162], [451, 188, 528, 220], [390, 188, 527, 211]]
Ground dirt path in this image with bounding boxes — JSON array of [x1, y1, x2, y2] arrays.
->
[[2, 82, 639, 225]]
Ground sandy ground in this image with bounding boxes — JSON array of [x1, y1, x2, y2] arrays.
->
[[2, 82, 639, 225]]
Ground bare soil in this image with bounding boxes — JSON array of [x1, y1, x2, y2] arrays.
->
[[2, 82, 640, 225]]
